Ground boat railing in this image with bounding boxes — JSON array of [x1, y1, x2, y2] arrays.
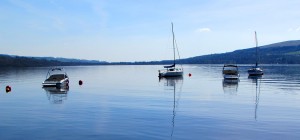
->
[[45, 67, 68, 79]]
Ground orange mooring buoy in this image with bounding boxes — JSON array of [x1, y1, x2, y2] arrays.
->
[[79, 80, 83, 85], [6, 85, 11, 93], [188, 73, 192, 77]]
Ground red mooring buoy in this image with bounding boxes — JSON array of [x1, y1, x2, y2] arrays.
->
[[6, 85, 11, 93], [188, 73, 192, 77], [79, 80, 83, 85]]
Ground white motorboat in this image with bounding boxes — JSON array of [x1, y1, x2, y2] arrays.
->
[[223, 64, 239, 79], [42, 68, 69, 88], [248, 31, 263, 76], [159, 22, 183, 77]]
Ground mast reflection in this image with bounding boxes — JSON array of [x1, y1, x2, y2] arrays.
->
[[248, 75, 262, 120], [159, 76, 183, 139], [43, 86, 69, 104]]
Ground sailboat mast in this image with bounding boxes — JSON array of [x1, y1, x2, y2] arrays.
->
[[172, 22, 176, 66], [255, 31, 258, 67]]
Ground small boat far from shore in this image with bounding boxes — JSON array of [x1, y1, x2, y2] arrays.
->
[[42, 67, 69, 88], [223, 64, 239, 79], [158, 22, 183, 78], [248, 31, 264, 76]]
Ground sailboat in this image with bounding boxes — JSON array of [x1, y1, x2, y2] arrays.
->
[[248, 31, 263, 76], [158, 23, 183, 77], [42, 67, 69, 88]]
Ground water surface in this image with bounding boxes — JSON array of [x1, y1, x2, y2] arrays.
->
[[1, 65, 300, 140]]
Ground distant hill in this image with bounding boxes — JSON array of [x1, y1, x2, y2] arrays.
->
[[0, 54, 108, 67], [179, 40, 300, 64], [2, 40, 300, 67], [261, 40, 300, 48], [34, 57, 105, 64]]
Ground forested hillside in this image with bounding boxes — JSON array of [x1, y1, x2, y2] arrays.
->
[[2, 40, 300, 66], [0, 54, 108, 67], [179, 40, 300, 64]]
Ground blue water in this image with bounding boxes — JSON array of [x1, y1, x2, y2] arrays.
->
[[1, 65, 300, 140]]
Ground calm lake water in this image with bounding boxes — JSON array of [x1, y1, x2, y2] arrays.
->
[[1, 65, 300, 140]]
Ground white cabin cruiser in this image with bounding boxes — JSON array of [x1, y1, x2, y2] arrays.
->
[[42, 68, 69, 88], [223, 64, 239, 79]]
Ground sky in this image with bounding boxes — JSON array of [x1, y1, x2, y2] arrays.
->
[[1, 0, 300, 62]]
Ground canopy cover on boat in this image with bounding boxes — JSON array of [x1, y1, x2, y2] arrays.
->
[[52, 68, 63, 71], [164, 64, 175, 68]]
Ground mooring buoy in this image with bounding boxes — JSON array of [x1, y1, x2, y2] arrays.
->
[[6, 85, 11, 93]]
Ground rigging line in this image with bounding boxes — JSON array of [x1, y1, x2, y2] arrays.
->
[[174, 39, 181, 60], [255, 31, 260, 66], [174, 39, 183, 69], [171, 22, 183, 69], [172, 22, 176, 65]]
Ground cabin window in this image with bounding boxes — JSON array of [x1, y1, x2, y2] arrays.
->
[[223, 67, 237, 71]]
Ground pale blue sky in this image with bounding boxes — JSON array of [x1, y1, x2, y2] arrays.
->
[[1, 0, 300, 62]]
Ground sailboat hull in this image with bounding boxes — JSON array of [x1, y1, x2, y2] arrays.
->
[[159, 69, 183, 77], [248, 68, 263, 76]]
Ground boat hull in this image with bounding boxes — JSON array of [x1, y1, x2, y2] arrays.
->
[[248, 68, 263, 76], [159, 70, 183, 77], [223, 74, 239, 79], [42, 78, 69, 88]]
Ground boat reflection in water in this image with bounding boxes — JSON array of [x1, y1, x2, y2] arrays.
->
[[248, 75, 262, 120], [222, 79, 239, 95], [43, 86, 69, 104], [159, 76, 183, 138]]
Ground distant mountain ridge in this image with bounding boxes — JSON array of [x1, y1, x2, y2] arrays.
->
[[179, 40, 300, 64], [0, 54, 108, 67], [2, 40, 300, 67], [34, 56, 105, 64], [261, 40, 300, 48]]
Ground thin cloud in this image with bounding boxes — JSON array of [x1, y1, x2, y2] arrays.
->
[[288, 28, 293, 32], [9, 0, 37, 13], [288, 26, 300, 32], [195, 28, 211, 33], [296, 26, 300, 32]]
